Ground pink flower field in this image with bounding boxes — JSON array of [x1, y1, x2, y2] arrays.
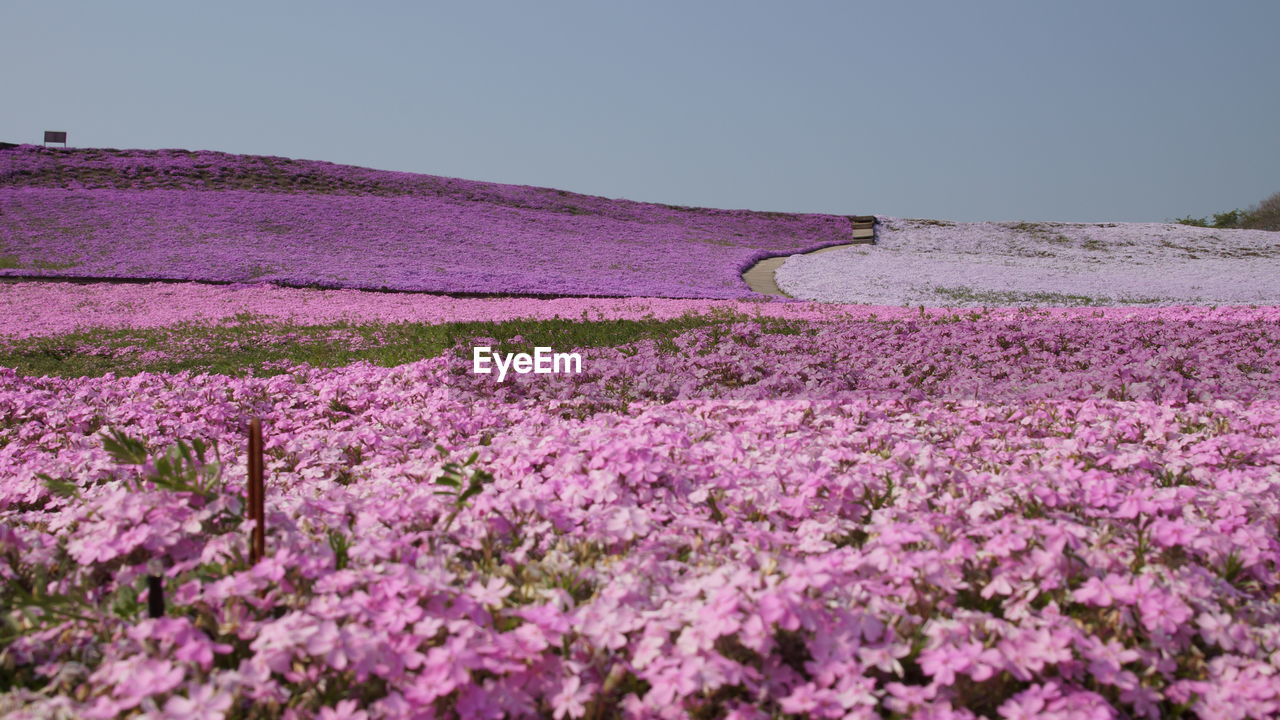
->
[[0, 146, 856, 298], [0, 282, 843, 339], [3, 145, 1280, 720], [3, 298, 1280, 719]]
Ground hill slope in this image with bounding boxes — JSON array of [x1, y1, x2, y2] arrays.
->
[[0, 146, 857, 297], [777, 217, 1280, 306]]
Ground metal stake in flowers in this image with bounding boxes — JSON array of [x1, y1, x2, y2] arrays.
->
[[147, 575, 165, 619], [247, 418, 265, 564]]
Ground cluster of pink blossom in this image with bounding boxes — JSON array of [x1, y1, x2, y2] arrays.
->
[[4, 280, 1272, 341], [0, 281, 843, 339], [777, 217, 1280, 306], [3, 308, 1279, 718], [0, 146, 858, 298]]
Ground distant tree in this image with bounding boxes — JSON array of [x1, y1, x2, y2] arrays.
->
[[1210, 209, 1245, 228], [1174, 192, 1280, 231], [1242, 191, 1280, 231]]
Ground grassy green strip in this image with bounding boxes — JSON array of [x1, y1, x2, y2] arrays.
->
[[0, 310, 805, 378], [930, 286, 1167, 307]]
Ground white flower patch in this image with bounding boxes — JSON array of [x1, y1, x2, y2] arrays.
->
[[776, 217, 1280, 306]]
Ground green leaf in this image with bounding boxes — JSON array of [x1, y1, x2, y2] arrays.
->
[[109, 583, 142, 620], [154, 455, 175, 479], [38, 473, 81, 499], [102, 429, 149, 465], [327, 529, 351, 570], [198, 462, 222, 493]]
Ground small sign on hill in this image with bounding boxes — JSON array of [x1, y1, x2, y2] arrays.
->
[[43, 131, 68, 147]]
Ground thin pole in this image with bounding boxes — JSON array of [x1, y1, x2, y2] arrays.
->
[[147, 575, 164, 618], [248, 418, 265, 563]]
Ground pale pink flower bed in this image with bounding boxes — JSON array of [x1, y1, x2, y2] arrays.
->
[[777, 218, 1280, 306], [0, 281, 838, 339], [2, 308, 1280, 719], [2, 280, 1272, 339]]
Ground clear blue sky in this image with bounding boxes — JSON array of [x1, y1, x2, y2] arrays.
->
[[4, 0, 1277, 222]]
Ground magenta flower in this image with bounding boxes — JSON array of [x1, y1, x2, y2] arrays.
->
[[550, 674, 593, 720], [162, 684, 233, 720], [316, 699, 368, 720]]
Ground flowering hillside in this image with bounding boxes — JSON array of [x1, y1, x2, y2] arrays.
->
[[2, 302, 1280, 719], [0, 146, 855, 297], [777, 217, 1280, 306]]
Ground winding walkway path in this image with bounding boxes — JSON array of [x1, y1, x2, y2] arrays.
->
[[743, 216, 876, 296]]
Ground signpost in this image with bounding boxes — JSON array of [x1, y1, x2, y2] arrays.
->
[[43, 131, 67, 147]]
